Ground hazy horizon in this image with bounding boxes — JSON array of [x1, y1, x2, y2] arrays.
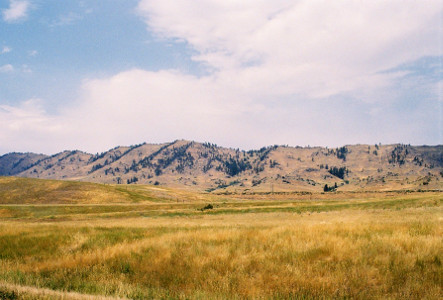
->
[[1, 139, 442, 157]]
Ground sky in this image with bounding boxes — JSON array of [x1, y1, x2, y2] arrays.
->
[[0, 0, 442, 155]]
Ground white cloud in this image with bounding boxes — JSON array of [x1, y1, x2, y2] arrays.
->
[[50, 12, 82, 27], [0, 99, 48, 128], [28, 49, 37, 56], [137, 0, 443, 99], [0, 99, 64, 153], [2, 0, 30, 22], [1, 46, 11, 54], [0, 64, 14, 72], [60, 69, 251, 151], [21, 64, 32, 73]]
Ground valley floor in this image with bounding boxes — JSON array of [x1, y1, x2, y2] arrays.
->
[[0, 182, 441, 299]]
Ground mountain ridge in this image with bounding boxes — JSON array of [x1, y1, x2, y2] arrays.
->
[[1, 140, 442, 192]]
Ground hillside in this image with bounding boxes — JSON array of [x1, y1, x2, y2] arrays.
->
[[0, 141, 442, 192], [0, 152, 47, 176], [0, 176, 214, 205]]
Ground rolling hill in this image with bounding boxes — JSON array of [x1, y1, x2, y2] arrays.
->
[[0, 141, 441, 192]]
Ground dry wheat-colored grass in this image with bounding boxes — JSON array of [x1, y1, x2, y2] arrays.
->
[[0, 281, 127, 300], [0, 190, 441, 299]]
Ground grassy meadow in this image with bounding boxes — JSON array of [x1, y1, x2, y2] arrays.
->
[[0, 177, 441, 299]]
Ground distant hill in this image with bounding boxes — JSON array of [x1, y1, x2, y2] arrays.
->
[[0, 176, 204, 204], [1, 141, 442, 192], [0, 152, 47, 176]]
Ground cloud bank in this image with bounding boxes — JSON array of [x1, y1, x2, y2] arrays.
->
[[1, 0, 442, 154], [137, 0, 442, 98]]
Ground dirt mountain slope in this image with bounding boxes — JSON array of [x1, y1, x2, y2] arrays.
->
[[1, 141, 441, 192]]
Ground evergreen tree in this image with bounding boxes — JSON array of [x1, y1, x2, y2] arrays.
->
[[324, 184, 329, 192]]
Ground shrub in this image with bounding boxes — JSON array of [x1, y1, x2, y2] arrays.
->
[[200, 204, 213, 211]]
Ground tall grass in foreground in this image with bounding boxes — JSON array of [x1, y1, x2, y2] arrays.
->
[[0, 204, 441, 299]]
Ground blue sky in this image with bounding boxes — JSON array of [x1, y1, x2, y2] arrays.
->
[[0, 0, 442, 154], [0, 1, 199, 109]]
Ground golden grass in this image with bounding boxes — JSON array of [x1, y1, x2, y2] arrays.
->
[[3, 176, 440, 206], [0, 281, 127, 300], [0, 177, 441, 299], [0, 204, 442, 299]]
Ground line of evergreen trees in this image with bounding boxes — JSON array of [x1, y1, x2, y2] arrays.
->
[[328, 166, 348, 179], [323, 182, 338, 192]]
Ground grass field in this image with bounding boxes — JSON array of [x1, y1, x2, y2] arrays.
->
[[0, 177, 442, 299]]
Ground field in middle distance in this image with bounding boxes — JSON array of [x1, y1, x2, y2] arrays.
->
[[0, 177, 441, 299], [0, 191, 440, 222]]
